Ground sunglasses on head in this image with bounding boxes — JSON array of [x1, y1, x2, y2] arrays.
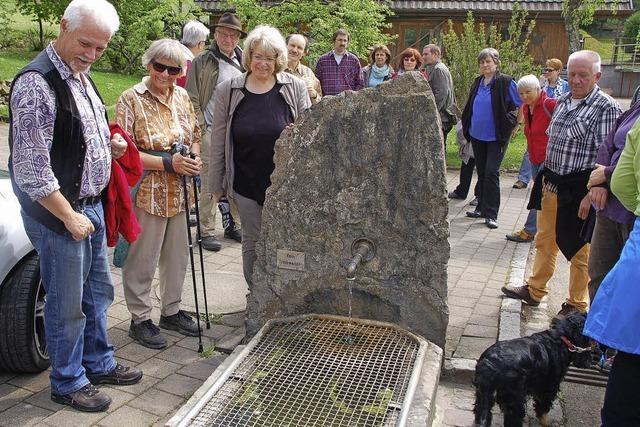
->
[[542, 68, 555, 73], [151, 61, 182, 75]]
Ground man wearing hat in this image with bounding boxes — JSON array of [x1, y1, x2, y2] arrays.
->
[[186, 12, 245, 251]]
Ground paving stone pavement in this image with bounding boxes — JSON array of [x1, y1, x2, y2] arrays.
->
[[1, 120, 537, 425]]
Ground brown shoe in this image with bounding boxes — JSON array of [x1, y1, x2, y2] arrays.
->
[[501, 284, 540, 306], [513, 180, 528, 189], [505, 229, 534, 243], [87, 363, 143, 386], [552, 303, 579, 324], [51, 384, 111, 412]]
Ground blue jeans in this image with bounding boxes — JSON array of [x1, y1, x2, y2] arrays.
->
[[523, 162, 542, 234], [22, 201, 116, 395], [517, 151, 532, 183]]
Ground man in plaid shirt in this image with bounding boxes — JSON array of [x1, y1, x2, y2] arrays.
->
[[502, 50, 622, 320], [314, 28, 364, 96]]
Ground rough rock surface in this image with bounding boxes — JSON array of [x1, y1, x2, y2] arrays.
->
[[247, 73, 450, 347]]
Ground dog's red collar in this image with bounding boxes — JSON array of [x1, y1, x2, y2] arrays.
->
[[560, 336, 592, 353]]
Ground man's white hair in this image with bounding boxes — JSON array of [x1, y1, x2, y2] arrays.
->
[[567, 50, 601, 74], [517, 74, 541, 91], [182, 20, 210, 48], [63, 0, 120, 36]]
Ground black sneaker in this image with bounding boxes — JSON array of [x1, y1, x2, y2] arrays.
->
[[128, 319, 167, 349], [201, 235, 222, 251], [466, 210, 483, 218], [224, 227, 242, 242], [51, 384, 111, 412], [87, 363, 143, 386], [159, 310, 201, 337]]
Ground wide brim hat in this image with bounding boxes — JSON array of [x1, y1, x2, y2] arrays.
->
[[213, 12, 246, 38]]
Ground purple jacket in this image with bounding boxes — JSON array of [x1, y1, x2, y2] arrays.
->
[[314, 51, 364, 96], [595, 103, 640, 225]]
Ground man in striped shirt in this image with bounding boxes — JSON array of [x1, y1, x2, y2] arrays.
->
[[502, 50, 622, 321]]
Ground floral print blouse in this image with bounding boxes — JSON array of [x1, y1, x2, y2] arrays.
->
[[116, 77, 201, 218]]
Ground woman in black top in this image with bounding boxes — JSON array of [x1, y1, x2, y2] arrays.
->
[[209, 25, 311, 286]]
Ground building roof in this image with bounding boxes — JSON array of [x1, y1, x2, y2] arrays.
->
[[195, 0, 633, 13]]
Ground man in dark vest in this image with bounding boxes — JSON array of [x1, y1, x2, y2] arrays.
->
[[8, 0, 142, 412]]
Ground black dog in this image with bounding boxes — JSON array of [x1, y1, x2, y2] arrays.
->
[[473, 312, 592, 427]]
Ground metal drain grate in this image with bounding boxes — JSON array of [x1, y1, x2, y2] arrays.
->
[[180, 315, 426, 427]]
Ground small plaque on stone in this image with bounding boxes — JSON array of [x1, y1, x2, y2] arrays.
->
[[276, 250, 305, 271]]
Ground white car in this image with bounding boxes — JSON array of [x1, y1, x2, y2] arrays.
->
[[0, 178, 49, 372]]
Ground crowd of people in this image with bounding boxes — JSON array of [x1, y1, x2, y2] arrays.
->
[[6, 0, 639, 422]]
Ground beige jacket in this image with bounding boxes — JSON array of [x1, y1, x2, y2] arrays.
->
[[209, 72, 312, 199]]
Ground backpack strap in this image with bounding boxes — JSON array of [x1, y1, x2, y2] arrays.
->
[[542, 98, 553, 119]]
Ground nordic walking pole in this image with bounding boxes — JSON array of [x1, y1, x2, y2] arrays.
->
[[190, 158, 211, 329], [176, 145, 204, 353]]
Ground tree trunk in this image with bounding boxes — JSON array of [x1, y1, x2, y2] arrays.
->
[[38, 17, 44, 51], [563, 0, 583, 54]]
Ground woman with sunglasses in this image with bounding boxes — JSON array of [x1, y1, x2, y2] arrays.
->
[[541, 58, 570, 99], [115, 39, 203, 349], [391, 48, 427, 80], [209, 25, 311, 288]]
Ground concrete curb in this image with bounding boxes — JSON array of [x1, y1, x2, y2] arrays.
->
[[442, 242, 530, 384]]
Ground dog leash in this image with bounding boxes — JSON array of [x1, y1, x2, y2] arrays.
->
[[560, 336, 592, 353]]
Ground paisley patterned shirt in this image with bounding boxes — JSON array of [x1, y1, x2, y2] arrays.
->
[[116, 77, 201, 218], [10, 43, 111, 200]]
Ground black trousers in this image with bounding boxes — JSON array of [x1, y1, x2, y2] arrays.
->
[[602, 351, 640, 426], [470, 138, 507, 221], [454, 157, 479, 199]]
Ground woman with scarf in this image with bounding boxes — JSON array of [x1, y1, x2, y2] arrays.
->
[[362, 44, 393, 88]]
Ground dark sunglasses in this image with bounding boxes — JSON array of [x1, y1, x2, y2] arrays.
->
[[542, 68, 556, 73], [151, 61, 182, 75]]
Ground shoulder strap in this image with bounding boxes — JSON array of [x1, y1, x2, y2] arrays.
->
[[542, 98, 552, 119]]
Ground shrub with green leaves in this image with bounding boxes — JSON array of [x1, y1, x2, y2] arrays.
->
[[442, 5, 536, 108], [227, 0, 396, 65]]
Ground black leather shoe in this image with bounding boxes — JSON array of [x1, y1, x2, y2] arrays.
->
[[224, 227, 242, 243], [51, 384, 111, 412], [448, 191, 465, 200], [160, 310, 201, 337], [201, 235, 222, 251], [466, 210, 483, 218], [87, 363, 143, 386], [129, 319, 167, 349]]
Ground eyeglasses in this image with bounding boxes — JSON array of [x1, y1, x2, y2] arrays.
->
[[542, 68, 556, 73], [151, 61, 182, 75], [252, 54, 276, 64], [216, 30, 240, 41], [403, 57, 417, 62]]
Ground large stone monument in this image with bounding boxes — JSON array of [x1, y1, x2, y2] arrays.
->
[[247, 73, 449, 347]]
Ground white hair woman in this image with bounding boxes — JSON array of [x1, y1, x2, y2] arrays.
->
[[460, 47, 522, 229], [177, 20, 210, 87], [116, 38, 203, 349], [506, 75, 558, 243], [209, 25, 311, 287]]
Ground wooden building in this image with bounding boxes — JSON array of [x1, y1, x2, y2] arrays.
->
[[195, 0, 634, 64]]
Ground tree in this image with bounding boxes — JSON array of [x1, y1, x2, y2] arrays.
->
[[105, 0, 203, 74], [226, 0, 396, 65], [15, 0, 66, 50], [442, 6, 536, 108], [562, 0, 618, 53]]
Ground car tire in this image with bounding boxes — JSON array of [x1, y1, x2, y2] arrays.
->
[[0, 252, 49, 373]]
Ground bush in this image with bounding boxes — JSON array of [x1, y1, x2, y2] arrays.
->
[[442, 5, 536, 109], [623, 10, 640, 40]]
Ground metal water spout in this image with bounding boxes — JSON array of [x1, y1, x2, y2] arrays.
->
[[346, 238, 376, 280]]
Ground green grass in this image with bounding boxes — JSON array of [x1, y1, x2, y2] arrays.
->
[[445, 128, 527, 172], [582, 30, 615, 63], [0, 49, 141, 119]]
